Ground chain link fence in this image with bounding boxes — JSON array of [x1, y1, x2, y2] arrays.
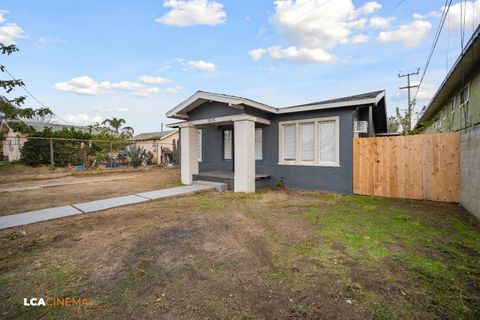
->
[[1, 135, 179, 169]]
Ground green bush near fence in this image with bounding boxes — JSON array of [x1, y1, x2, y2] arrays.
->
[[20, 128, 127, 167]]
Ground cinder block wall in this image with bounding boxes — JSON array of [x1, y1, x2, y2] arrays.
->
[[460, 126, 480, 218]]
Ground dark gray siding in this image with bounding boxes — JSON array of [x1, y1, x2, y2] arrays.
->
[[198, 126, 233, 172], [256, 108, 354, 194], [188, 101, 243, 121], [195, 102, 354, 194]]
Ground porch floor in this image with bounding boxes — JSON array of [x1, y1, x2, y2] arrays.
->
[[192, 171, 271, 190]]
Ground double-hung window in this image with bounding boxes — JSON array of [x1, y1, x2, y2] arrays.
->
[[197, 129, 202, 161], [223, 129, 232, 160], [279, 117, 339, 166], [255, 128, 263, 160]]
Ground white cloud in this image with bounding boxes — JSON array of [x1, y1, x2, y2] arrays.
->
[[0, 11, 26, 46], [139, 75, 171, 84], [187, 59, 217, 72], [259, 66, 276, 72], [93, 106, 129, 113], [156, 0, 226, 27], [413, 1, 479, 30], [165, 86, 184, 94], [268, 46, 335, 63], [251, 0, 383, 63], [378, 20, 432, 47], [248, 48, 267, 61], [53, 76, 145, 95], [444, 0, 480, 29], [133, 87, 160, 98], [358, 1, 382, 15], [0, 10, 8, 24], [369, 16, 395, 29], [63, 113, 102, 125], [351, 34, 369, 43]]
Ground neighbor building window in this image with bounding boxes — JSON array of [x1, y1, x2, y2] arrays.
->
[[279, 116, 339, 166], [255, 128, 263, 160], [197, 129, 202, 162], [223, 129, 232, 160], [459, 84, 469, 106]]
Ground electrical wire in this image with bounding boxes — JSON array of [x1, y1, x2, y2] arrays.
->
[[413, 0, 453, 103], [0, 64, 68, 124]]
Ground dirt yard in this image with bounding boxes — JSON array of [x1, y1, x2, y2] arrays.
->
[[0, 167, 180, 216], [0, 190, 478, 319]]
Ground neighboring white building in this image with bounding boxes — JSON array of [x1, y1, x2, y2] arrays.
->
[[132, 129, 179, 164]]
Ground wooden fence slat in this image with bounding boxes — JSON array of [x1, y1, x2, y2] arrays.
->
[[352, 132, 460, 202]]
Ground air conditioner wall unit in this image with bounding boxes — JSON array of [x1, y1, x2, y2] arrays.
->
[[354, 121, 368, 133]]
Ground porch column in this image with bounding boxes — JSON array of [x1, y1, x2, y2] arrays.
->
[[180, 126, 198, 184], [234, 120, 256, 192]]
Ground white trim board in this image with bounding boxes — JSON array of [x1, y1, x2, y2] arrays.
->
[[166, 90, 385, 120], [168, 114, 271, 128]]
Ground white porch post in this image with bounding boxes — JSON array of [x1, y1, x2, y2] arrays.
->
[[180, 126, 198, 185], [234, 120, 255, 192]]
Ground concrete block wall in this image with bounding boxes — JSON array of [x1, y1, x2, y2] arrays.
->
[[460, 126, 480, 218]]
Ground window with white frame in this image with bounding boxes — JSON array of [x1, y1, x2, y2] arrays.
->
[[279, 117, 339, 166], [255, 128, 263, 160], [223, 129, 232, 160], [197, 129, 202, 161]]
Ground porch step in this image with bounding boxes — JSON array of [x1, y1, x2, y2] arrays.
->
[[192, 180, 229, 192]]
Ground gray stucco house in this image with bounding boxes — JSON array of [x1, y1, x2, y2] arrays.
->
[[167, 90, 387, 193]]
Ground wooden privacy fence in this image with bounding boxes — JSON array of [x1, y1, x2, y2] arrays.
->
[[353, 133, 460, 202]]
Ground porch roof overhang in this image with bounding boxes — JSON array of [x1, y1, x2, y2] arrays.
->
[[167, 114, 271, 128], [166, 91, 278, 119]]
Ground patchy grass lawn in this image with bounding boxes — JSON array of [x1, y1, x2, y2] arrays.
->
[[0, 190, 479, 319]]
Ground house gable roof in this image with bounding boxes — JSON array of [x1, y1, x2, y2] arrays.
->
[[166, 91, 277, 119], [166, 90, 386, 119], [132, 129, 178, 141]]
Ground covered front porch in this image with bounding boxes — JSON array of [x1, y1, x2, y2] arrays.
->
[[177, 114, 271, 192], [193, 171, 271, 191]]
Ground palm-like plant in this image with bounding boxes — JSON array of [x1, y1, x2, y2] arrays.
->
[[121, 126, 134, 138], [101, 117, 126, 134]]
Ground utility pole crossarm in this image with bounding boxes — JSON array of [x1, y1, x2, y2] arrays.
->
[[398, 68, 420, 132]]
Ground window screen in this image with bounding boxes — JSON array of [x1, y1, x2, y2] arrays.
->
[[300, 123, 314, 161], [223, 130, 232, 160], [319, 121, 336, 162], [283, 125, 296, 161], [197, 129, 202, 161], [255, 128, 262, 160]]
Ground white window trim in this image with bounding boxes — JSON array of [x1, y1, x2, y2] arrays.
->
[[278, 116, 340, 167]]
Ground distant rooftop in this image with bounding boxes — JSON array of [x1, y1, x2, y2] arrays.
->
[[132, 130, 177, 141]]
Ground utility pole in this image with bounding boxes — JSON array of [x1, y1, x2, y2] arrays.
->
[[398, 68, 420, 131]]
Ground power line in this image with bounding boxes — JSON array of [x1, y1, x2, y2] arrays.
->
[[390, 0, 408, 12], [413, 0, 453, 103], [0, 64, 68, 124]]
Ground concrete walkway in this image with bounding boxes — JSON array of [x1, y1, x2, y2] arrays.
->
[[0, 181, 226, 230]]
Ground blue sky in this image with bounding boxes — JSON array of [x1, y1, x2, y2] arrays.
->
[[1, 0, 479, 133]]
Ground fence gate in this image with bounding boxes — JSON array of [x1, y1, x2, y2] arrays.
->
[[353, 133, 460, 202]]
